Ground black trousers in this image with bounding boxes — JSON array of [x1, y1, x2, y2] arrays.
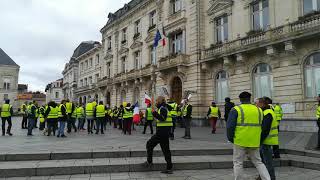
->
[[47, 118, 57, 136], [143, 120, 153, 134], [273, 125, 281, 158], [21, 116, 28, 128], [87, 119, 94, 133], [67, 118, 77, 133], [96, 117, 104, 134], [146, 127, 172, 170], [170, 117, 177, 138], [1, 117, 12, 135]]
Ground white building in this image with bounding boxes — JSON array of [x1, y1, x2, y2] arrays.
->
[[45, 79, 63, 104], [0, 48, 20, 109]]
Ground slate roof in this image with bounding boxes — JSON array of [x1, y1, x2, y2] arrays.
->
[[104, 0, 145, 27], [0, 48, 19, 67], [72, 41, 101, 59]]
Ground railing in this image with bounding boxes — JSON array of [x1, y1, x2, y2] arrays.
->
[[158, 54, 190, 70], [203, 13, 320, 60]]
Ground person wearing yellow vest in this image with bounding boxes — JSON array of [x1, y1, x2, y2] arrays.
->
[[57, 100, 68, 138], [182, 100, 193, 139], [34, 105, 39, 129], [227, 92, 270, 180], [143, 103, 154, 134], [38, 105, 46, 131], [207, 101, 221, 134], [86, 99, 95, 134], [76, 103, 85, 130], [143, 96, 173, 174], [21, 102, 28, 129], [316, 99, 320, 150], [167, 99, 177, 140], [272, 103, 283, 158], [1, 99, 13, 136], [257, 97, 278, 180], [27, 101, 38, 136], [118, 105, 124, 130], [66, 100, 76, 133], [95, 101, 106, 134], [123, 103, 134, 135], [45, 101, 59, 136], [112, 106, 119, 128]]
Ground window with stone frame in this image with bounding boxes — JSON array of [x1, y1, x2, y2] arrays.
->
[[55, 92, 59, 99], [216, 71, 229, 103], [89, 76, 93, 85], [251, 0, 269, 31], [3, 94, 8, 101], [149, 10, 156, 29], [96, 54, 100, 65], [215, 14, 228, 43], [121, 28, 127, 44], [150, 46, 157, 65], [253, 63, 273, 98], [107, 36, 112, 50], [89, 58, 93, 67], [305, 52, 320, 98], [85, 60, 88, 69], [3, 80, 10, 90], [121, 56, 126, 73], [171, 0, 182, 14], [80, 80, 83, 87], [107, 62, 111, 78], [84, 78, 88, 86], [120, 90, 126, 103], [134, 19, 141, 35], [170, 31, 184, 54], [133, 87, 140, 105], [303, 0, 320, 15], [134, 51, 141, 70]]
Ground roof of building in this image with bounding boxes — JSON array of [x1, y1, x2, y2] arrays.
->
[[71, 41, 101, 59], [0, 48, 19, 67], [102, 0, 144, 30]]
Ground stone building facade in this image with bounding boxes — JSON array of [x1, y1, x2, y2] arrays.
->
[[63, 0, 320, 132], [45, 79, 63, 104], [0, 48, 20, 110]]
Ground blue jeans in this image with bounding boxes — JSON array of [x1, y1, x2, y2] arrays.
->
[[58, 121, 66, 136], [260, 144, 276, 180], [27, 118, 35, 135]]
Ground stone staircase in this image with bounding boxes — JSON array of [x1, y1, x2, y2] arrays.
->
[[0, 148, 319, 178]]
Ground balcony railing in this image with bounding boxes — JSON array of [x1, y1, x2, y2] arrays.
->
[[158, 54, 190, 70], [202, 13, 320, 61]]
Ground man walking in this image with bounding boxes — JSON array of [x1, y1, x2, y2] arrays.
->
[[143, 103, 154, 134], [225, 97, 235, 123], [257, 97, 278, 180], [95, 101, 105, 134], [182, 100, 192, 139], [207, 101, 221, 134], [27, 101, 37, 136], [0, 99, 13, 136], [143, 96, 173, 174], [227, 92, 270, 180], [45, 101, 58, 136], [21, 102, 28, 129], [86, 99, 95, 134]]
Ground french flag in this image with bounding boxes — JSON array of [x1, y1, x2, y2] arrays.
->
[[145, 93, 152, 105], [133, 102, 141, 125]]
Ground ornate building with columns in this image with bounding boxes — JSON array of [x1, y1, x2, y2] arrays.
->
[[63, 0, 320, 132]]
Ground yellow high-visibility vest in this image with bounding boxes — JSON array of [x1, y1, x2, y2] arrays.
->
[[209, 106, 219, 118], [263, 109, 279, 145], [156, 107, 173, 127], [1, 104, 11, 118]]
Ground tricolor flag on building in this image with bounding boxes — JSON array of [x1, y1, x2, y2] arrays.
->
[[153, 29, 166, 48]]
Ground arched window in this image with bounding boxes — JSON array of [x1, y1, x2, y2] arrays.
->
[[133, 87, 140, 105], [305, 52, 320, 98], [216, 71, 229, 103], [253, 63, 273, 98]]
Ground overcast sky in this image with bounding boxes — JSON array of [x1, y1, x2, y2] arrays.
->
[[0, 0, 130, 92]]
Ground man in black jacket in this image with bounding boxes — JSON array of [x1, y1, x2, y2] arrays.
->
[[224, 97, 234, 122], [143, 96, 173, 174], [182, 100, 193, 139]]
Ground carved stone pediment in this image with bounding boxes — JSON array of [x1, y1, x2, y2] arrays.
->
[[119, 46, 129, 55], [208, 0, 233, 16], [130, 40, 143, 50], [104, 52, 113, 60], [145, 32, 155, 43]]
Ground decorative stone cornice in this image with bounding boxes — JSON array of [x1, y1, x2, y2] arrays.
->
[[207, 0, 233, 16], [130, 40, 143, 50]]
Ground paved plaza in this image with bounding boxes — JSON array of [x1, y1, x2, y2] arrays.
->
[[0, 117, 315, 154], [1, 167, 320, 180], [0, 117, 319, 179]]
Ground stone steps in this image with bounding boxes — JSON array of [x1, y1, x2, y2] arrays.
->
[[0, 155, 288, 178], [0, 149, 319, 178], [0, 148, 233, 161]]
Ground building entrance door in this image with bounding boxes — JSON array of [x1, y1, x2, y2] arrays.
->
[[171, 77, 182, 104]]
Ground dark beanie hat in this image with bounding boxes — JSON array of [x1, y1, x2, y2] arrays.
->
[[239, 91, 251, 99]]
